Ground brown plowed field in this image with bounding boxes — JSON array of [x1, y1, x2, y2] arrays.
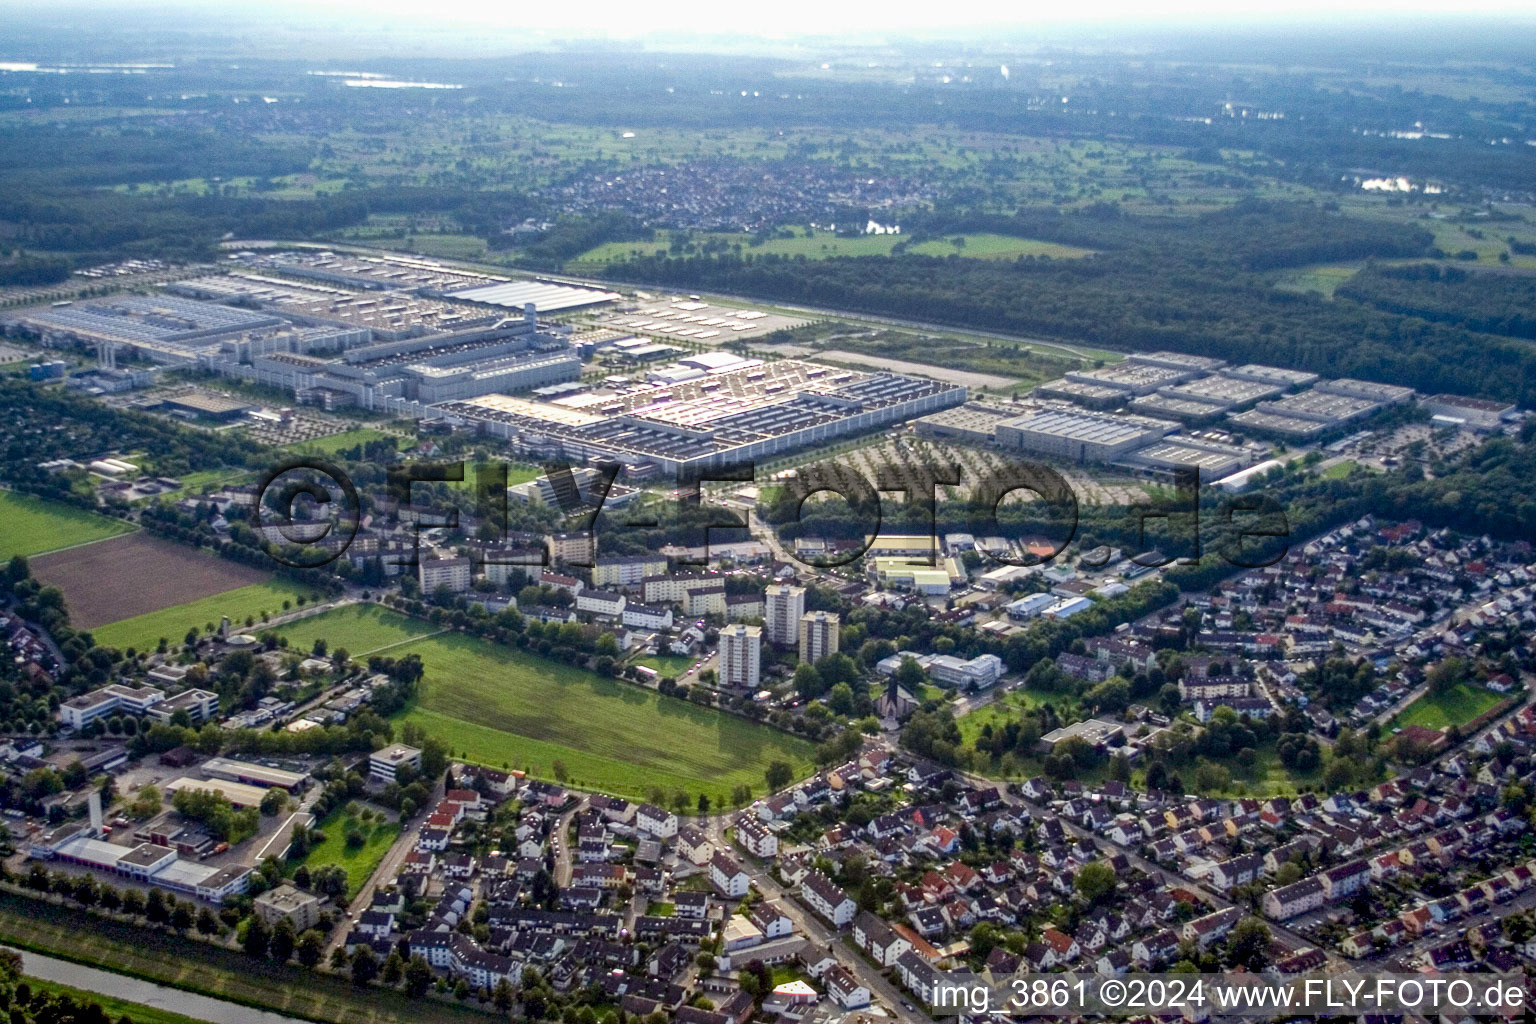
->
[[31, 533, 268, 628]]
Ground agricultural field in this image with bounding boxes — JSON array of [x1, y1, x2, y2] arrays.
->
[[570, 229, 1094, 266], [90, 579, 320, 651], [29, 532, 291, 629], [289, 807, 402, 899], [0, 490, 136, 559], [1393, 682, 1508, 731]]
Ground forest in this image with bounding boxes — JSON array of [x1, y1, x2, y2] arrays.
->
[[1336, 262, 1536, 341], [604, 202, 1536, 404]]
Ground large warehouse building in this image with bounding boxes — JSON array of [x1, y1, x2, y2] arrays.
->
[[438, 359, 965, 477], [995, 407, 1177, 462]]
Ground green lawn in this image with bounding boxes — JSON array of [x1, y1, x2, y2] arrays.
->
[[290, 809, 402, 899], [141, 468, 252, 503], [284, 427, 396, 456], [92, 580, 322, 651], [272, 604, 437, 657], [1394, 682, 1507, 730], [0, 893, 487, 1024], [393, 634, 813, 803], [22, 976, 219, 1024], [0, 490, 135, 559], [1322, 460, 1360, 480], [277, 605, 818, 802], [632, 653, 699, 677]]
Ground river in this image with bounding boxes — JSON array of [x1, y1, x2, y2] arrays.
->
[[3, 944, 312, 1024]]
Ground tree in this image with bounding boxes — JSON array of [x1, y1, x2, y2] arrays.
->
[[351, 947, 380, 986], [171, 903, 194, 933], [405, 955, 434, 997], [243, 915, 271, 958], [382, 950, 405, 986], [765, 760, 794, 791], [297, 930, 326, 968], [196, 907, 222, 936], [270, 919, 296, 963], [1229, 917, 1271, 970], [1075, 861, 1116, 905]]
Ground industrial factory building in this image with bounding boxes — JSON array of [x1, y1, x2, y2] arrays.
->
[[994, 407, 1177, 463], [438, 359, 965, 477]]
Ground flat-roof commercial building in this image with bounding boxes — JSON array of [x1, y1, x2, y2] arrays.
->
[[5, 294, 285, 362], [1253, 388, 1381, 425], [1423, 393, 1515, 431], [446, 279, 620, 313], [1313, 378, 1415, 405], [995, 407, 1176, 464], [370, 743, 422, 783], [1119, 440, 1256, 483], [439, 360, 965, 477], [1033, 378, 1128, 410], [201, 757, 309, 792], [1128, 394, 1228, 425], [1158, 375, 1284, 411], [1065, 362, 1198, 396], [1221, 364, 1319, 390], [1226, 409, 1329, 440], [164, 776, 267, 809], [254, 883, 324, 931], [913, 402, 1012, 444], [1126, 351, 1228, 373]]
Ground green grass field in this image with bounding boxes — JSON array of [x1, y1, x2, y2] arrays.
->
[[284, 427, 396, 456], [1393, 682, 1507, 730], [92, 580, 321, 651], [290, 808, 402, 899], [632, 653, 699, 677], [0, 893, 489, 1024], [0, 490, 136, 559], [273, 605, 816, 801], [272, 604, 437, 657], [571, 229, 1093, 265], [22, 976, 218, 1024]]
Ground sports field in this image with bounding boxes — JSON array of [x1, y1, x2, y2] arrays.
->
[[0, 490, 135, 559], [90, 579, 320, 651], [285, 605, 815, 801]]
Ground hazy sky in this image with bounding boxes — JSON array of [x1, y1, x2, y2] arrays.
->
[[8, 0, 1536, 39]]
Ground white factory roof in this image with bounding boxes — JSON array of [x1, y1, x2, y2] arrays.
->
[[448, 280, 620, 312]]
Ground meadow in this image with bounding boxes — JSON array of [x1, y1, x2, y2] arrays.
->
[[90, 579, 320, 651], [570, 229, 1094, 266], [280, 605, 816, 802], [272, 603, 437, 657], [1393, 682, 1508, 731], [289, 807, 402, 899], [0, 490, 135, 559]]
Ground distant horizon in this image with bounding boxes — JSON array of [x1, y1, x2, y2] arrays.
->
[[3, 1, 1536, 50]]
